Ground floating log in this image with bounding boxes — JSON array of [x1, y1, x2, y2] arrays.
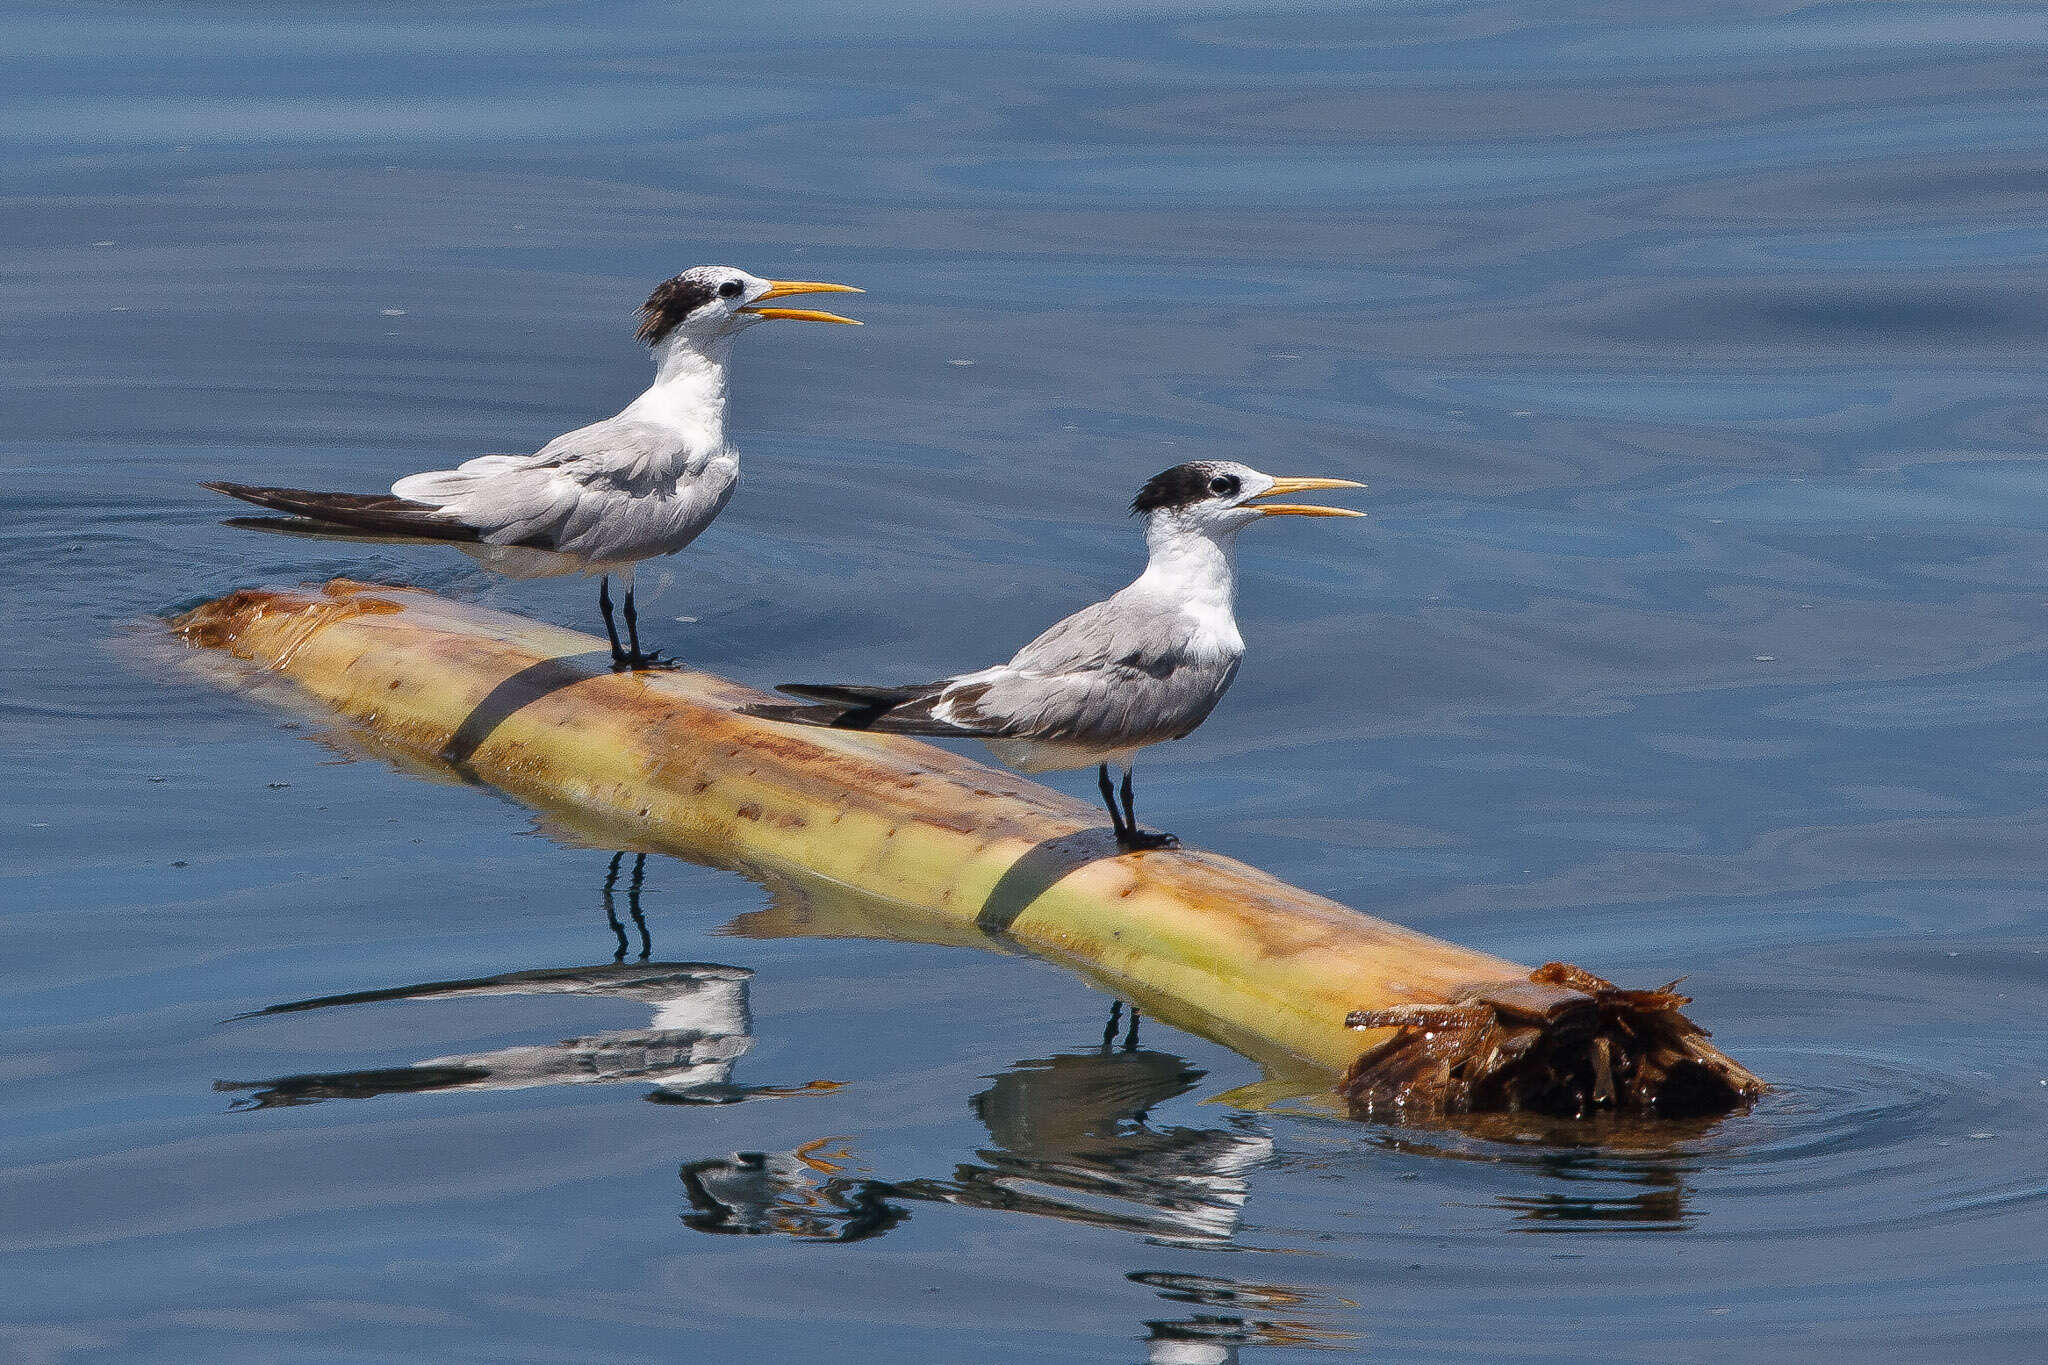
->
[[172, 580, 1763, 1121]]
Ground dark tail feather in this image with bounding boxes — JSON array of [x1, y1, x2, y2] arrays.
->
[[220, 516, 460, 548], [775, 683, 938, 707], [741, 682, 978, 736], [740, 700, 886, 729], [203, 481, 481, 543]]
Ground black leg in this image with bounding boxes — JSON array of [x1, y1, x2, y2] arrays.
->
[[616, 584, 677, 671], [598, 578, 627, 665], [626, 852, 651, 961], [1114, 765, 1179, 852], [603, 851, 628, 962], [1122, 1005, 1141, 1052], [1097, 763, 1127, 839]]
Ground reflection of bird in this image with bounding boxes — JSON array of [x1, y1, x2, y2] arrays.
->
[[679, 1139, 903, 1241], [1130, 1271, 1355, 1363], [216, 960, 807, 1107], [747, 461, 1361, 849], [1138, 1313, 1324, 1365], [925, 1047, 1275, 1245], [603, 851, 651, 962], [205, 266, 860, 669], [1104, 999, 1140, 1051], [676, 1042, 1273, 1248]]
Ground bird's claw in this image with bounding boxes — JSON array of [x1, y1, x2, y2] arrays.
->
[[1117, 829, 1180, 853], [612, 651, 681, 673]]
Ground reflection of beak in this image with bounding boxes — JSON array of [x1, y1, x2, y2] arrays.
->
[[792, 1136, 857, 1173], [1253, 475, 1366, 518], [743, 280, 864, 325]]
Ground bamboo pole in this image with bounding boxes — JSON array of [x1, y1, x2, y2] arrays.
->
[[173, 579, 1763, 1120]]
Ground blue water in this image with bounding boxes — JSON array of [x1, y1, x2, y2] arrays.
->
[[5, 2, 2048, 1360]]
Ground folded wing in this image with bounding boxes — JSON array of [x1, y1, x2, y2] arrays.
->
[[745, 595, 1239, 748]]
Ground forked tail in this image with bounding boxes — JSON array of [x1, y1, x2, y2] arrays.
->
[[202, 482, 481, 542]]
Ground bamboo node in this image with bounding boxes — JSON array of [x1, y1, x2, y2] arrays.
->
[[1340, 961, 1764, 1121]]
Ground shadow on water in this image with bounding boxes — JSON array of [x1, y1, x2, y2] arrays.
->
[[215, 853, 839, 1109]]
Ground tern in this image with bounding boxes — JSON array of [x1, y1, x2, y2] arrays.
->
[[204, 266, 861, 669], [745, 461, 1363, 851]]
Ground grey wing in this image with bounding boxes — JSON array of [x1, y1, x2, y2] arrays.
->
[[1006, 596, 1150, 674], [525, 420, 691, 493], [390, 421, 709, 556], [936, 599, 1240, 745]]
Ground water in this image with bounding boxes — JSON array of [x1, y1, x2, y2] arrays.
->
[[5, 1, 2047, 1359]]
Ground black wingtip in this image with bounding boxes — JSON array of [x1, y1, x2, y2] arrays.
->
[[202, 480, 276, 507], [775, 682, 935, 706], [743, 697, 907, 731], [198, 483, 485, 542], [775, 683, 866, 703], [739, 701, 837, 726]]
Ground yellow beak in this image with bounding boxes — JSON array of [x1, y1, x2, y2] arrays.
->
[[743, 279, 864, 325], [1253, 475, 1367, 518], [754, 279, 863, 301]]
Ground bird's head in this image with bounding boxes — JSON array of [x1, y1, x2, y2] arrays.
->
[[1130, 460, 1365, 540], [637, 267, 862, 349]]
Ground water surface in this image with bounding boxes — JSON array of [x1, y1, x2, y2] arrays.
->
[[4, 2, 2047, 1360]]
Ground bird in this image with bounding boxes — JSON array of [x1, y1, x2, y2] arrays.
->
[[744, 460, 1363, 851], [203, 266, 861, 669]]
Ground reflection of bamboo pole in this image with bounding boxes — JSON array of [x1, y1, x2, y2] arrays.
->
[[175, 580, 1762, 1119]]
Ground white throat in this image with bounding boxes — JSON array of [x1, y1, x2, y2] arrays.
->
[[1130, 519, 1236, 622], [621, 331, 736, 453]]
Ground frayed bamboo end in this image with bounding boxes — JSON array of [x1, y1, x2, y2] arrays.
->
[[1340, 962, 1764, 1121], [173, 581, 407, 653]]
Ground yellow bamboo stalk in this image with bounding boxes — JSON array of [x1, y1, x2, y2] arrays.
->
[[173, 579, 1763, 1119]]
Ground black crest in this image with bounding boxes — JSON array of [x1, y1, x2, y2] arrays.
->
[[636, 273, 719, 345], [1130, 462, 1233, 515]]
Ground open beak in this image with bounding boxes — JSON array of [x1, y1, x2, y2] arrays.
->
[[1253, 475, 1367, 518], [743, 279, 864, 325]]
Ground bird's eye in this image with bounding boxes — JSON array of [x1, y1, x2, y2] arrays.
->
[[717, 280, 744, 298], [1209, 475, 1240, 497]]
